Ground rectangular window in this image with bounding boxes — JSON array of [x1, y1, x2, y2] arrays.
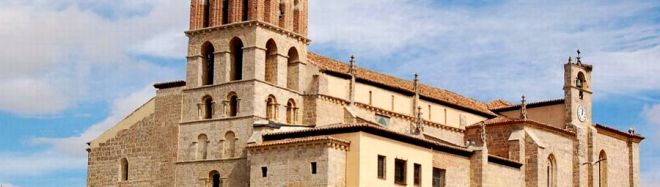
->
[[377, 155, 386, 179], [414, 163, 421, 186], [261, 167, 268, 177], [375, 114, 390, 127], [394, 159, 407, 185], [311, 162, 317, 174], [432, 168, 446, 187]]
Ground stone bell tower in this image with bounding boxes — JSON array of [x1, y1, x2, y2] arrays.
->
[[175, 0, 311, 186], [563, 50, 594, 187]]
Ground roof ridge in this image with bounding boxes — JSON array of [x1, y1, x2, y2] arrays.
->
[[307, 52, 495, 116]]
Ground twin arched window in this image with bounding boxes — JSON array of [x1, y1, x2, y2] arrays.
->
[[202, 96, 214, 119], [228, 93, 239, 117], [266, 95, 278, 120], [286, 99, 297, 124]]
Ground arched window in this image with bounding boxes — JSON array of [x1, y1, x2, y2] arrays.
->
[[230, 38, 244, 81], [264, 0, 272, 23], [203, 0, 211, 27], [286, 47, 299, 90], [227, 92, 239, 117], [599, 150, 608, 187], [242, 0, 250, 21], [576, 72, 586, 89], [278, 1, 285, 27], [546, 154, 556, 187], [286, 99, 297, 124], [197, 134, 208, 160], [201, 42, 215, 86], [222, 0, 229, 24], [293, 0, 301, 32], [202, 96, 214, 119], [120, 158, 129, 181], [224, 131, 236, 158], [210, 170, 221, 187], [265, 40, 278, 84], [266, 95, 277, 120]]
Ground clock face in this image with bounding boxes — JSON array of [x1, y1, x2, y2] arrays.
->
[[577, 104, 587, 122]]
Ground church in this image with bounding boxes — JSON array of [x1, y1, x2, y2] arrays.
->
[[86, 0, 644, 186]]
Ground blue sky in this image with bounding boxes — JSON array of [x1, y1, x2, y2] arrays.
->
[[0, 0, 658, 186]]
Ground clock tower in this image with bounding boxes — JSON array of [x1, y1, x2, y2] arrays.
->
[[563, 50, 594, 187], [564, 50, 593, 127]]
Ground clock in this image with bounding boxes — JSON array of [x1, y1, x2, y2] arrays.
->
[[577, 104, 587, 122]]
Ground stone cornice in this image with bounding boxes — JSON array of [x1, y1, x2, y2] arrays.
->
[[247, 136, 350, 152], [185, 21, 311, 44]]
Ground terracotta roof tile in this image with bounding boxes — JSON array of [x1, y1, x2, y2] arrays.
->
[[308, 52, 496, 116], [486, 99, 512, 109], [492, 99, 564, 111], [247, 136, 350, 149]]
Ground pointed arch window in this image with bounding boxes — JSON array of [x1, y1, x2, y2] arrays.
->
[[546, 154, 557, 187], [224, 131, 236, 158], [119, 158, 129, 181], [286, 48, 299, 90], [197, 134, 209, 160], [230, 38, 244, 81], [210, 170, 221, 187], [599, 150, 608, 187], [201, 42, 215, 86], [286, 99, 297, 124], [265, 40, 278, 84]]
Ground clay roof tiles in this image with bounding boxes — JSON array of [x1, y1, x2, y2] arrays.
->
[[307, 52, 496, 117]]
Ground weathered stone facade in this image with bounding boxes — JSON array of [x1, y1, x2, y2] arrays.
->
[[87, 1, 644, 186]]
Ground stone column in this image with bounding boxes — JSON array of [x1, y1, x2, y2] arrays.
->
[[242, 46, 266, 81], [186, 55, 203, 88], [275, 53, 288, 87], [470, 146, 488, 187], [217, 51, 231, 83]]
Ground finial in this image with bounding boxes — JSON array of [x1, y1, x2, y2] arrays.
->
[[480, 122, 487, 145], [568, 56, 573, 64], [576, 49, 582, 64], [520, 95, 528, 121], [414, 73, 419, 82], [628, 128, 636, 135], [349, 55, 357, 75]]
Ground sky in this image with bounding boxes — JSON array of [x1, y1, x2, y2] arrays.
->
[[0, 0, 658, 186]]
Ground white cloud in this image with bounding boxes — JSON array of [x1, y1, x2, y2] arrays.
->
[[0, 86, 153, 178], [0, 183, 20, 187], [0, 78, 69, 115], [30, 86, 155, 157], [0, 0, 187, 115], [309, 0, 659, 102]]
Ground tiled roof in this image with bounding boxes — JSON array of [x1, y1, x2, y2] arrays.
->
[[594, 123, 645, 140], [308, 52, 496, 117], [492, 99, 564, 112], [247, 136, 350, 148], [263, 123, 474, 157], [486, 99, 512, 109]]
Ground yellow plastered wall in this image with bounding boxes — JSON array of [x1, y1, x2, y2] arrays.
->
[[500, 104, 565, 128], [334, 132, 433, 187], [326, 75, 350, 99], [355, 83, 412, 115]]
